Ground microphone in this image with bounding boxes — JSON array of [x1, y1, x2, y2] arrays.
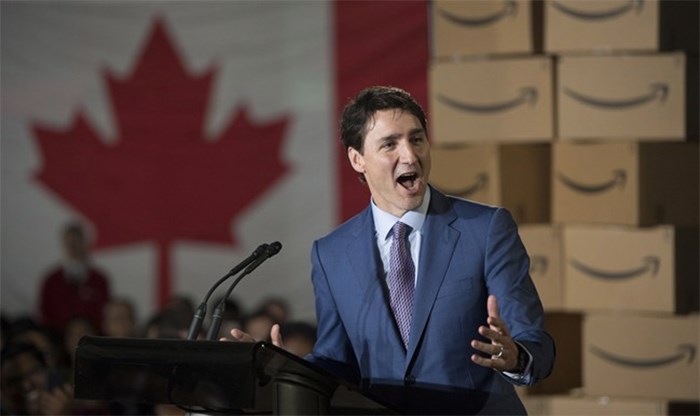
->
[[206, 241, 283, 340], [186, 243, 269, 340], [243, 241, 282, 275]]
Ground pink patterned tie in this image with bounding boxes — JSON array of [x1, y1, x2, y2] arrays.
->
[[388, 221, 415, 349]]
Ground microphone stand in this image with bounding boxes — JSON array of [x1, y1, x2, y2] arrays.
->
[[185, 244, 268, 340], [206, 242, 282, 340]]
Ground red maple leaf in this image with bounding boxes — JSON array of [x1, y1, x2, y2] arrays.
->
[[33, 19, 291, 306]]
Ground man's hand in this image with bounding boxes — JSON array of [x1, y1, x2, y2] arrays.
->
[[224, 324, 285, 349], [470, 295, 520, 372]]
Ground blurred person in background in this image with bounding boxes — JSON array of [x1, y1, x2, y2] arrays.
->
[[256, 297, 290, 323], [38, 221, 111, 333], [142, 296, 194, 340], [162, 295, 195, 319], [3, 318, 67, 373], [139, 303, 192, 416], [101, 298, 137, 338], [241, 310, 275, 343], [143, 311, 189, 340], [279, 321, 316, 357], [62, 317, 98, 371], [1, 342, 73, 415]]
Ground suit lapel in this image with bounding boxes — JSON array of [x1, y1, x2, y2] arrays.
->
[[345, 207, 403, 335], [406, 189, 459, 366], [346, 206, 413, 354], [346, 209, 378, 291]]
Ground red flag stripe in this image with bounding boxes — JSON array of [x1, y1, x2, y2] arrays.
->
[[333, 1, 430, 222]]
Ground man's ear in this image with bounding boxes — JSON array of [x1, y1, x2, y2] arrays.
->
[[347, 147, 365, 174]]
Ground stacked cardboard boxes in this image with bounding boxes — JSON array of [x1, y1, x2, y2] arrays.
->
[[429, 1, 578, 398], [545, 0, 699, 407], [427, 0, 699, 413], [429, 0, 552, 226], [520, 395, 700, 416]]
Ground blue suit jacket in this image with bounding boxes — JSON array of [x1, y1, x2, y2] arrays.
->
[[307, 188, 554, 414]]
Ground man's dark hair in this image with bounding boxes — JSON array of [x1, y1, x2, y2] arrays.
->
[[340, 86, 428, 153]]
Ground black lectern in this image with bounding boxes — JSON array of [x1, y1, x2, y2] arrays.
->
[[74, 336, 392, 415]]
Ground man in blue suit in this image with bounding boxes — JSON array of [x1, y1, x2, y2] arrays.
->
[[235, 86, 554, 414]]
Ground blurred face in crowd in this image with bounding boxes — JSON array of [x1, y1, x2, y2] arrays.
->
[[63, 226, 88, 261], [245, 315, 274, 343], [13, 330, 60, 369], [261, 299, 289, 323], [347, 109, 431, 218], [1, 351, 48, 414], [63, 318, 97, 360], [284, 335, 315, 357], [102, 301, 136, 338]]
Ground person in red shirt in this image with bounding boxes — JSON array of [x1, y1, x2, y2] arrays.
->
[[38, 222, 111, 333]]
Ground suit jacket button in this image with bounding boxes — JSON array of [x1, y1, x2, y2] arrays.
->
[[404, 375, 416, 385]]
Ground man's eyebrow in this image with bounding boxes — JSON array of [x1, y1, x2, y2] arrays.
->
[[379, 133, 401, 142], [380, 128, 426, 142]]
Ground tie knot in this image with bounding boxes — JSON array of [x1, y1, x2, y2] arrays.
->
[[392, 221, 411, 240]]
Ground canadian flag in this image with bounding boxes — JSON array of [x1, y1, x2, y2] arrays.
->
[[1, 1, 428, 321]]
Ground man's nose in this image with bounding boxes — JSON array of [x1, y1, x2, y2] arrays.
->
[[398, 140, 418, 163]]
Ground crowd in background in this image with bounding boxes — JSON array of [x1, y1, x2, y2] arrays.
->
[[0, 222, 317, 415]]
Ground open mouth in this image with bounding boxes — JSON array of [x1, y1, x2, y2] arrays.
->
[[397, 172, 419, 190]]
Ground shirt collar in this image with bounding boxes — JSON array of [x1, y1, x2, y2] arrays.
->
[[371, 187, 431, 241]]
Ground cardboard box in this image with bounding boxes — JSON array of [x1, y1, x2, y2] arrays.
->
[[526, 312, 583, 395], [430, 143, 550, 224], [431, 0, 538, 58], [545, 0, 658, 53], [552, 142, 699, 226], [583, 313, 699, 400], [523, 395, 697, 416], [546, 396, 666, 415], [516, 394, 548, 415], [557, 53, 687, 140], [519, 225, 564, 311], [563, 225, 699, 314], [545, 0, 699, 54], [430, 56, 553, 144]]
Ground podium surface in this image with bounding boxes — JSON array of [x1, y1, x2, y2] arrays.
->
[[76, 336, 524, 414], [74, 336, 392, 414]]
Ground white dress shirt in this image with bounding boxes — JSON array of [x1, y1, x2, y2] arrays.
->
[[371, 188, 430, 285]]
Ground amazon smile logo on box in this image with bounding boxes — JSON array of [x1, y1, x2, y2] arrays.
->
[[557, 170, 626, 194], [437, 87, 538, 114], [589, 343, 696, 368], [550, 0, 645, 21], [563, 83, 668, 110], [435, 173, 489, 198], [569, 256, 659, 280], [437, 0, 518, 27]]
